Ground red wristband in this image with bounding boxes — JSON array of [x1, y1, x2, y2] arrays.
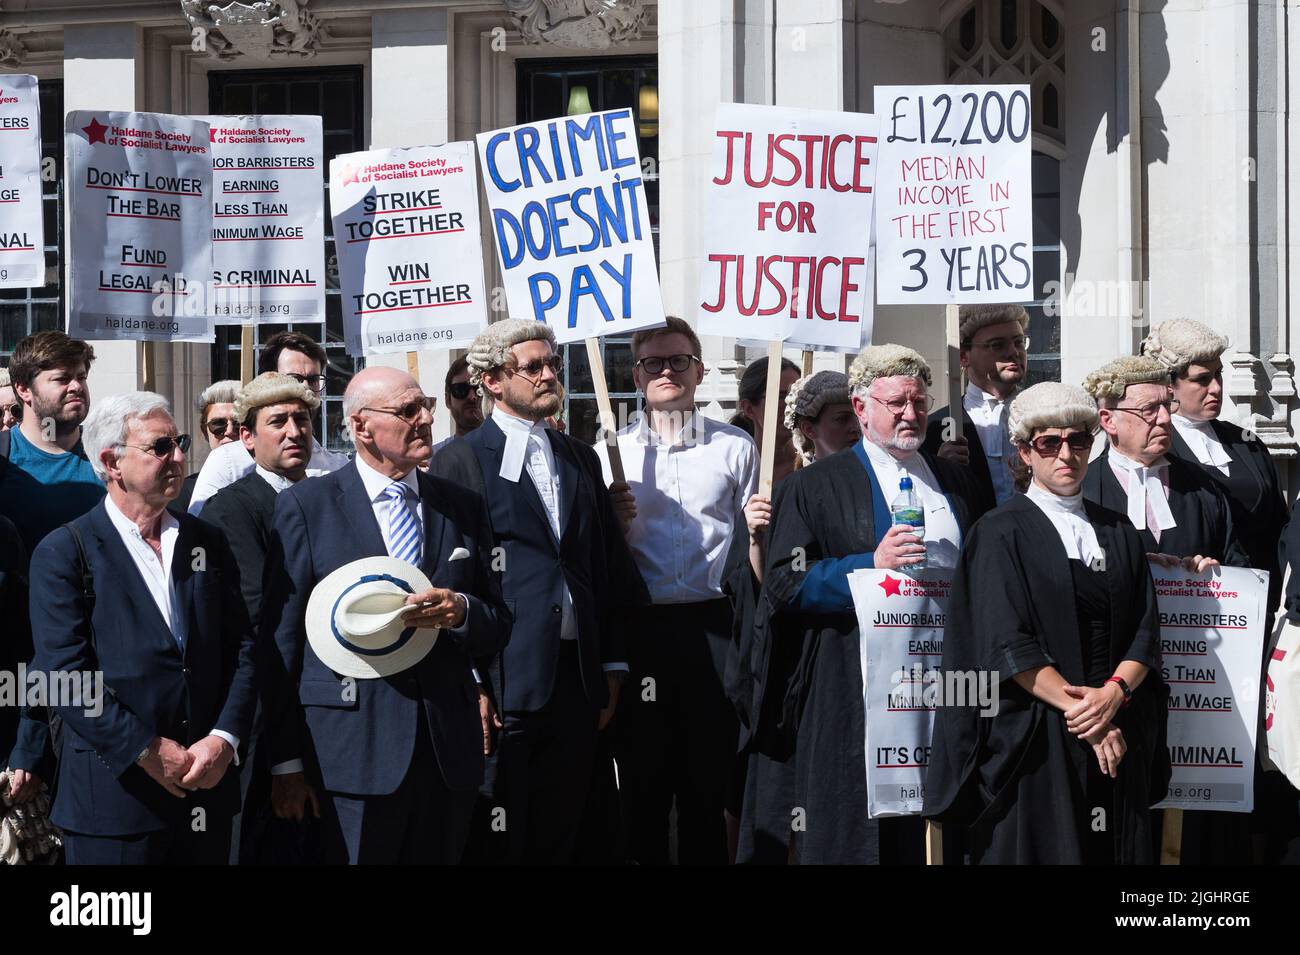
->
[[1105, 675, 1131, 706]]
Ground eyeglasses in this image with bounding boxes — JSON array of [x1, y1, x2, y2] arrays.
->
[[510, 356, 564, 381], [871, 394, 934, 416], [1029, 430, 1096, 457], [968, 336, 1030, 354], [205, 417, 237, 438], [286, 373, 326, 393], [3, 402, 20, 421], [1113, 398, 1179, 424], [448, 382, 475, 401], [636, 354, 700, 375], [121, 434, 192, 458], [361, 396, 437, 423]]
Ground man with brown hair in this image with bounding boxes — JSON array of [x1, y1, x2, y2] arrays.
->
[[594, 315, 758, 864]]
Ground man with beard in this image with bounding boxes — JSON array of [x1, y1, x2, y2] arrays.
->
[[431, 356, 485, 456], [923, 304, 1029, 511], [756, 344, 988, 864], [0, 331, 104, 556], [433, 319, 648, 864]]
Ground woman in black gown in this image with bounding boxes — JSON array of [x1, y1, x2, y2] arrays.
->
[[925, 382, 1171, 863]]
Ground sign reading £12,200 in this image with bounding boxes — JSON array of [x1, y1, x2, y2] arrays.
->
[[200, 114, 325, 325], [0, 75, 44, 289], [330, 142, 489, 357], [66, 111, 214, 342]]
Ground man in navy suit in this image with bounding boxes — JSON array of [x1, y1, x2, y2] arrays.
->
[[434, 319, 648, 864], [28, 392, 257, 864], [260, 365, 511, 865]]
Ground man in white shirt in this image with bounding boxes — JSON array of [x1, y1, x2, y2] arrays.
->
[[925, 304, 1030, 509], [593, 316, 757, 865], [188, 331, 348, 515], [28, 392, 257, 863]]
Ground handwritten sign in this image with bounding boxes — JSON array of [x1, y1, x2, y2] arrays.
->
[[477, 108, 665, 344], [874, 85, 1033, 304], [66, 111, 213, 342], [0, 75, 44, 288], [201, 114, 324, 325], [330, 142, 488, 356], [696, 103, 878, 351]]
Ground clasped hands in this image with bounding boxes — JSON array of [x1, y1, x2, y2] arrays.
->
[[1062, 680, 1128, 778], [137, 734, 234, 798]]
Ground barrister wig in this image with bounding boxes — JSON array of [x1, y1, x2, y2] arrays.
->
[[234, 372, 320, 428], [784, 371, 851, 464], [958, 303, 1029, 345], [1140, 318, 1229, 377], [1081, 355, 1170, 402], [0, 367, 9, 389], [847, 343, 932, 392], [466, 319, 558, 387], [1007, 382, 1099, 445]]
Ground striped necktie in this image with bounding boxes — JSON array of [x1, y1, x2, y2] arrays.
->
[[384, 481, 422, 566]]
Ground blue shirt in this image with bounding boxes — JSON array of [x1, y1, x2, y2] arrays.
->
[[0, 426, 105, 555]]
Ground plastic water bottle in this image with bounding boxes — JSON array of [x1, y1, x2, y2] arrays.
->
[[890, 476, 926, 569]]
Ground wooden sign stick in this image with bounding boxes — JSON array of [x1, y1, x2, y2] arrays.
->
[[586, 337, 624, 482], [406, 350, 420, 382], [801, 348, 814, 377], [945, 303, 963, 431], [239, 323, 255, 384], [1160, 808, 1183, 865], [758, 339, 784, 497], [141, 341, 155, 393], [925, 820, 943, 865]]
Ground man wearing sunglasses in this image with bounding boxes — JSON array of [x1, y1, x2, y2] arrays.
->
[[924, 303, 1030, 511], [430, 356, 485, 457], [591, 316, 758, 865], [435, 318, 648, 864], [187, 331, 349, 516], [171, 380, 241, 515], [27, 392, 257, 863]]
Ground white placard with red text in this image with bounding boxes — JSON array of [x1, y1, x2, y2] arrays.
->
[[0, 75, 45, 288]]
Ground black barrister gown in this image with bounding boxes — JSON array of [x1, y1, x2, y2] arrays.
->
[[924, 495, 1170, 863], [757, 443, 987, 864]]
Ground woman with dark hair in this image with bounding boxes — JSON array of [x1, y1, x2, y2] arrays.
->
[[926, 382, 1170, 863]]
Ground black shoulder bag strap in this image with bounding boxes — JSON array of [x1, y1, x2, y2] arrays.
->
[[0, 428, 10, 482], [49, 522, 102, 756]]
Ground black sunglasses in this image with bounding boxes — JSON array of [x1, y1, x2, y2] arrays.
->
[[511, 356, 564, 380], [205, 416, 238, 437], [122, 434, 192, 458], [1028, 431, 1095, 457], [4, 402, 20, 421], [362, 396, 437, 423], [448, 382, 475, 401], [636, 354, 700, 375]]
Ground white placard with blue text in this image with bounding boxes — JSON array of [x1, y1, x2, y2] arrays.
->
[[0, 75, 45, 288], [476, 108, 665, 344]]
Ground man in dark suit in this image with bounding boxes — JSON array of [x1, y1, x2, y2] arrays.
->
[[923, 304, 1029, 513], [260, 365, 510, 865], [28, 392, 257, 864], [434, 319, 648, 864]]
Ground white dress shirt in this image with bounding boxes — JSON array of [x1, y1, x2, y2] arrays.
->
[[254, 464, 296, 493], [1172, 414, 1232, 475], [862, 438, 962, 569], [1025, 480, 1106, 568], [593, 411, 758, 604], [1108, 448, 1177, 538], [493, 407, 626, 672], [964, 381, 1016, 505], [188, 437, 349, 515], [103, 495, 239, 758]]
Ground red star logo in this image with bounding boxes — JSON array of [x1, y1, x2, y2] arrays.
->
[[340, 163, 359, 187], [209, 127, 218, 143], [879, 574, 903, 597], [81, 117, 108, 145]]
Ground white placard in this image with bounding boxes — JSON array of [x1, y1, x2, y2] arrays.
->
[[849, 567, 957, 818], [200, 114, 325, 325], [477, 108, 665, 344], [0, 75, 45, 288], [1153, 566, 1269, 813], [696, 103, 878, 351], [874, 85, 1034, 304], [66, 111, 213, 342], [331, 143, 489, 356]]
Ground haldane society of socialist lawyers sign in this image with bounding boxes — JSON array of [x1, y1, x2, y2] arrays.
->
[[0, 74, 45, 289]]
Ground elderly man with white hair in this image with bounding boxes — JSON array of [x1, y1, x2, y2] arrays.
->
[[27, 391, 257, 864], [754, 344, 988, 865]]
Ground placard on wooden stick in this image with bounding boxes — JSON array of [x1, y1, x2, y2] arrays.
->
[[239, 324, 254, 384], [758, 340, 784, 498], [587, 338, 624, 483], [945, 303, 963, 432]]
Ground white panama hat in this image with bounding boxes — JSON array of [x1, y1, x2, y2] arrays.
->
[[306, 556, 439, 680]]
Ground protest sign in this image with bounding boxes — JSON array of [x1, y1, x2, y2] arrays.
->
[[849, 568, 963, 818], [476, 108, 665, 345], [201, 114, 324, 325], [0, 75, 44, 288], [874, 85, 1033, 304], [696, 102, 879, 351], [66, 111, 213, 342], [330, 142, 488, 356], [1152, 565, 1268, 813]]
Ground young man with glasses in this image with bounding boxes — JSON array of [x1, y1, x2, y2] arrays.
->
[[433, 319, 648, 864], [756, 344, 988, 864], [431, 356, 484, 457], [187, 331, 349, 515], [590, 316, 758, 865], [924, 303, 1030, 511]]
